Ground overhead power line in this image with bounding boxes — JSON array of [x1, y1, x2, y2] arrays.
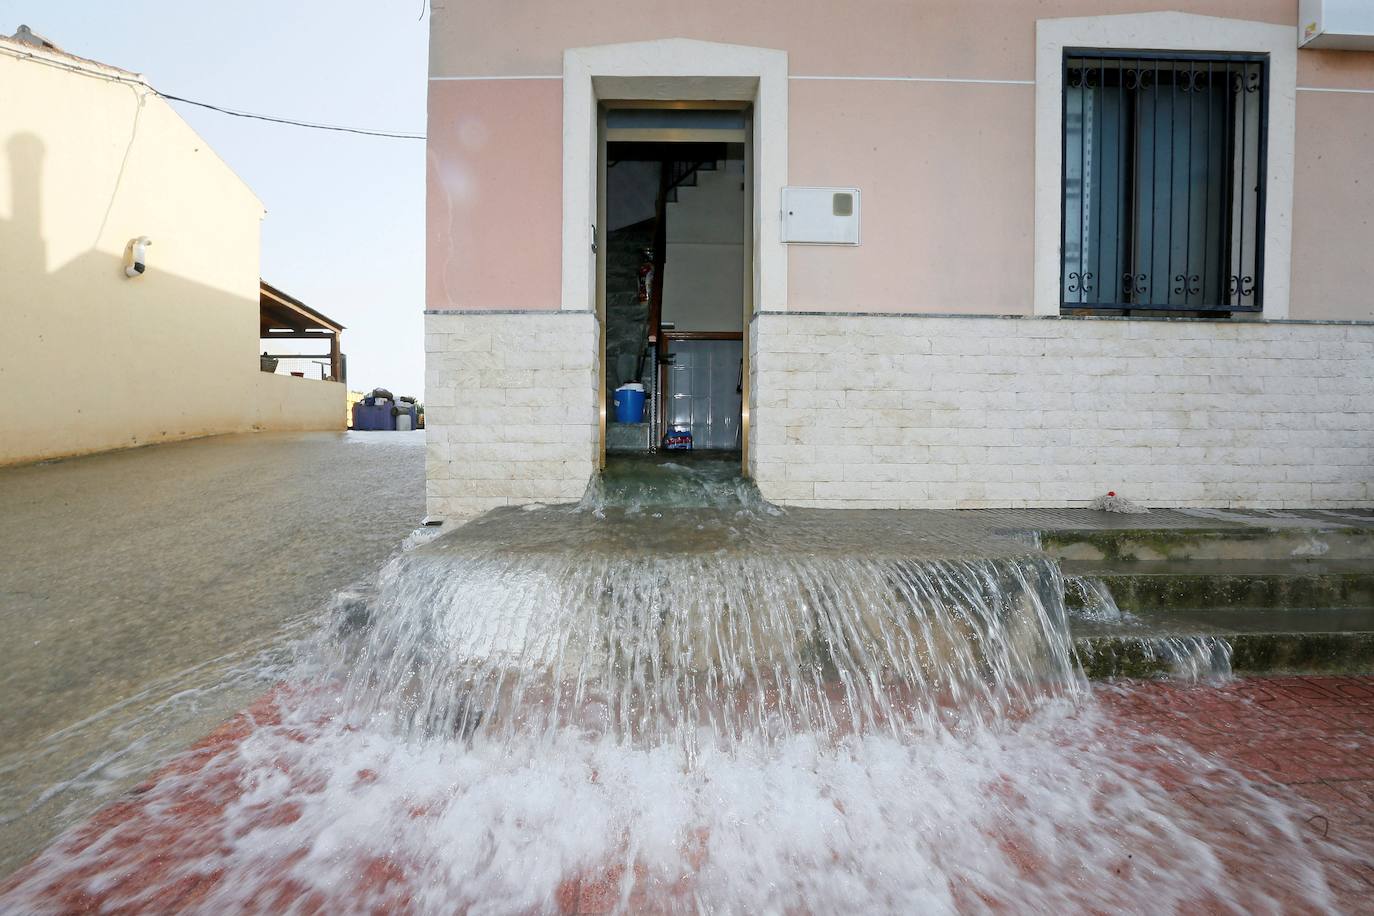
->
[[0, 43, 425, 140], [155, 91, 426, 140]]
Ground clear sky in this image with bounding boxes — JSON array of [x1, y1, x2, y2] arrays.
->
[[0, 0, 430, 398]]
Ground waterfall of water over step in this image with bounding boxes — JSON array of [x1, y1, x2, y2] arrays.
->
[[334, 505, 1082, 749]]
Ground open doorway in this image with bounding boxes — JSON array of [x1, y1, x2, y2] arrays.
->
[[597, 104, 751, 469]]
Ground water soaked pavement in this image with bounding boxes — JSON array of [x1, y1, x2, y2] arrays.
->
[[5, 447, 1374, 910], [0, 431, 425, 876], [6, 676, 1373, 911]]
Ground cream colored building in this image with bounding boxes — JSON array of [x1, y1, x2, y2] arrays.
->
[[0, 29, 344, 466], [424, 1, 1374, 521]]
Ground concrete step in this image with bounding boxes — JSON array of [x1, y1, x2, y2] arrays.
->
[[1061, 559, 1374, 612], [1070, 600, 1374, 637], [1061, 547, 1374, 676], [1041, 525, 1374, 563], [1075, 627, 1374, 678]]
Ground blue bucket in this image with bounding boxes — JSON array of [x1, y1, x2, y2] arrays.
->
[[613, 384, 646, 423]]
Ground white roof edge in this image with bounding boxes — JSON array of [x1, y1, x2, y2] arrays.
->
[[0, 33, 148, 84]]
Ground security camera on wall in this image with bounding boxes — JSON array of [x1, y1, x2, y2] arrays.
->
[[124, 236, 152, 278]]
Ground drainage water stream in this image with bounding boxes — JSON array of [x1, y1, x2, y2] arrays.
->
[[0, 460, 1358, 912]]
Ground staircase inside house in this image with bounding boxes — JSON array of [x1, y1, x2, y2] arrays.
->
[[605, 151, 745, 454]]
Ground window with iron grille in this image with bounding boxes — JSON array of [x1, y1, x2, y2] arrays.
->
[[1060, 51, 1268, 314]]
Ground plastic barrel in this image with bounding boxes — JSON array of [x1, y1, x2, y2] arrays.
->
[[613, 385, 646, 423]]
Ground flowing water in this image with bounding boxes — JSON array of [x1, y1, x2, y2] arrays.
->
[[0, 461, 1358, 912]]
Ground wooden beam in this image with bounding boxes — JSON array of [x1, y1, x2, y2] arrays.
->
[[329, 332, 342, 383], [260, 286, 344, 334], [647, 160, 669, 344], [650, 161, 674, 440]]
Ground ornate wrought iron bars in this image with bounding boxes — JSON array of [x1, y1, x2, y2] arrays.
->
[[1060, 51, 1268, 314]]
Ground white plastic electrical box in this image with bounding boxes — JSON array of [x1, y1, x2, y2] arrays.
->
[[1299, 0, 1374, 50], [781, 187, 861, 245]]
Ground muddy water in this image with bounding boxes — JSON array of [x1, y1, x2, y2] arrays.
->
[[1, 455, 1364, 912], [0, 431, 425, 876]]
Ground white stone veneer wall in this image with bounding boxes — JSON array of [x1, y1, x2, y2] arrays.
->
[[749, 313, 1374, 510], [425, 311, 599, 522]]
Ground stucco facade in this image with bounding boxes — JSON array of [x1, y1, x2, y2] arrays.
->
[[0, 37, 344, 466], [425, 1, 1374, 520]]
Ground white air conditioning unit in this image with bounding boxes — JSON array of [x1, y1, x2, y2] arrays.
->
[[1299, 0, 1374, 50]]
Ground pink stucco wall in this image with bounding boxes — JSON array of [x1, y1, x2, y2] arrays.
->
[[427, 80, 563, 311], [427, 1, 1374, 318], [430, 0, 1297, 78], [1291, 91, 1374, 321], [788, 80, 1035, 314]]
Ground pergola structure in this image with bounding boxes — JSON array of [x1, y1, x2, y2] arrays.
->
[[259, 281, 345, 382]]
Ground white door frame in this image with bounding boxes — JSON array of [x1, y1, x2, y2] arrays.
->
[[596, 107, 756, 469], [562, 39, 788, 316], [565, 39, 786, 474]]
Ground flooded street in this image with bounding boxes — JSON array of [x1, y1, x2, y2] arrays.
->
[[2, 456, 1370, 912], [0, 431, 425, 875]]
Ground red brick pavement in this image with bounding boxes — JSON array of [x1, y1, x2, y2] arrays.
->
[[1092, 677, 1374, 914], [563, 677, 1374, 914], [4, 677, 1372, 914]]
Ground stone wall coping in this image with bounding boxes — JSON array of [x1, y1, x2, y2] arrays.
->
[[422, 307, 1374, 328], [750, 310, 1374, 328]]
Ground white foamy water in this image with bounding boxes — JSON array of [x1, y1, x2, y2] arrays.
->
[[0, 496, 1352, 913], [2, 693, 1336, 914]]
